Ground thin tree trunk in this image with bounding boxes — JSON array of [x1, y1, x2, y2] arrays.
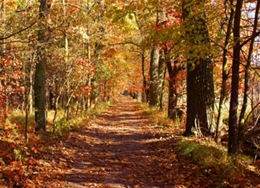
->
[[0, 0, 7, 129], [53, 93, 61, 133], [158, 55, 166, 110], [215, 0, 235, 142], [63, 0, 71, 119], [228, 0, 244, 154], [29, 64, 33, 114], [0, 0, 6, 56], [24, 51, 34, 140], [141, 53, 148, 102]]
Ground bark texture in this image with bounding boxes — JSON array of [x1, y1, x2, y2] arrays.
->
[[182, 0, 215, 136], [228, 0, 243, 154], [34, 0, 48, 131]]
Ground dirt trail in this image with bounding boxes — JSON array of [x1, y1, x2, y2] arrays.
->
[[1, 96, 259, 187], [52, 96, 216, 188]]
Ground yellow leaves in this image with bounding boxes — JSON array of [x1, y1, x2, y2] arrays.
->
[[123, 13, 139, 30]]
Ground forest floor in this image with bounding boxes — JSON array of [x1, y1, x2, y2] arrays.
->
[[1, 96, 260, 187]]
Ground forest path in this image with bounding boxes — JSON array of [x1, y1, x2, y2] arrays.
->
[[60, 96, 215, 188]]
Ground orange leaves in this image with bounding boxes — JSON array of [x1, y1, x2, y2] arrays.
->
[[102, 48, 117, 58], [68, 0, 82, 14], [74, 85, 93, 98], [5, 0, 18, 10], [30, 146, 39, 154]]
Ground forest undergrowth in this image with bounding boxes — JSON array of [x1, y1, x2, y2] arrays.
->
[[0, 96, 260, 187]]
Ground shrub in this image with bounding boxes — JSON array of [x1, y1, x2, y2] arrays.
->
[[54, 118, 70, 137], [177, 138, 247, 182]]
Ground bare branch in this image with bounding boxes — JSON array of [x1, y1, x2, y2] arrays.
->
[[240, 30, 260, 47], [0, 20, 37, 41]]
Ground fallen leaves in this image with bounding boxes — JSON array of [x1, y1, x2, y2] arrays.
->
[[1, 97, 260, 187]]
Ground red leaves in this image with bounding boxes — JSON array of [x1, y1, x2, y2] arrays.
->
[[157, 40, 174, 53]]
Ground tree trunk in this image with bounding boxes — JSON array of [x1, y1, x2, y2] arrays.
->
[[182, 0, 215, 136], [0, 0, 6, 56], [184, 62, 199, 136], [148, 2, 167, 108], [149, 45, 160, 107], [215, 0, 235, 142], [167, 58, 178, 120], [34, 0, 48, 131], [63, 0, 72, 120], [228, 0, 243, 154], [92, 0, 105, 103], [158, 55, 166, 110], [141, 53, 148, 102]]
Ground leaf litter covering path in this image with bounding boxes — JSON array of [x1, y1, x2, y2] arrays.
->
[[61, 96, 216, 188]]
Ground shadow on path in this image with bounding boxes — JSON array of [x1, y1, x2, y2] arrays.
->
[[61, 96, 215, 188]]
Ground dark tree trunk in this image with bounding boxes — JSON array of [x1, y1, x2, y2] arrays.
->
[[182, 0, 215, 136], [49, 90, 55, 110], [184, 62, 198, 136], [215, 0, 235, 142], [34, 0, 48, 131], [228, 0, 243, 154]]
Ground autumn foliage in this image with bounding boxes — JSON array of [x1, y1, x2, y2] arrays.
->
[[0, 0, 260, 187]]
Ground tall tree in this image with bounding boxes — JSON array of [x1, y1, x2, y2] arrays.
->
[[215, 0, 235, 142], [167, 56, 185, 120], [149, 1, 166, 108], [34, 0, 49, 131], [149, 45, 161, 107], [182, 0, 215, 136], [228, 0, 244, 154]]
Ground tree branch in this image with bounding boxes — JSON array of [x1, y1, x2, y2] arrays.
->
[[240, 30, 260, 47], [109, 41, 142, 49], [0, 20, 37, 41]]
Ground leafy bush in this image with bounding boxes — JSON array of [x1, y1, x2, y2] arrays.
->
[[138, 103, 172, 127], [177, 138, 249, 181], [7, 114, 35, 134], [54, 118, 70, 137]]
